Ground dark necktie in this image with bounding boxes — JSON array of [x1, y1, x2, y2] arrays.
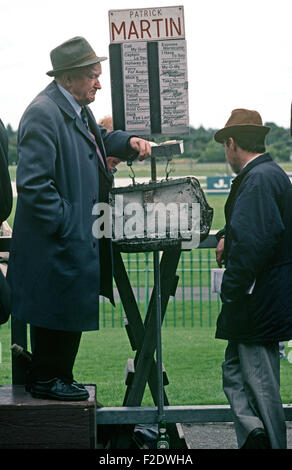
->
[[81, 107, 105, 167]]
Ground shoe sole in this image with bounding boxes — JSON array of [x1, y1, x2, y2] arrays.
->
[[30, 391, 89, 401]]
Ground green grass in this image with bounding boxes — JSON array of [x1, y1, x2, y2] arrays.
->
[[1, 321, 292, 407], [9, 160, 292, 181], [80, 159, 292, 180]]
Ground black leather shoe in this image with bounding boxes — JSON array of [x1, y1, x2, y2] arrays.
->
[[72, 380, 86, 390], [241, 428, 271, 449], [72, 381, 103, 407], [29, 377, 89, 401]]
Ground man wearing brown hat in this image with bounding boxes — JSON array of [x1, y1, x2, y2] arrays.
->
[[214, 109, 292, 449], [7, 37, 151, 401]]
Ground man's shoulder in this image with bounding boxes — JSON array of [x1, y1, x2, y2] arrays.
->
[[246, 154, 285, 177], [245, 157, 290, 192], [20, 83, 63, 127]]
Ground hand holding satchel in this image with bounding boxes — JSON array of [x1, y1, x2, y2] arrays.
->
[[0, 264, 11, 325]]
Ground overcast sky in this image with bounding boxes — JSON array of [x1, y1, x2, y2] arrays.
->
[[1, 0, 291, 131]]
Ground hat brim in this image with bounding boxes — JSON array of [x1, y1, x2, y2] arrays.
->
[[46, 55, 107, 77], [214, 124, 270, 143]]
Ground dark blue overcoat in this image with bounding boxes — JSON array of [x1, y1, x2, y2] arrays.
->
[[7, 81, 133, 331], [216, 153, 292, 343]]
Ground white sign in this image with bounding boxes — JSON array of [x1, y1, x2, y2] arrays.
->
[[122, 42, 151, 134], [159, 40, 189, 134], [109, 6, 185, 43]]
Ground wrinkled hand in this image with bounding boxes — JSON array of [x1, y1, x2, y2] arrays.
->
[[129, 137, 152, 161], [216, 237, 225, 268], [106, 156, 121, 171]]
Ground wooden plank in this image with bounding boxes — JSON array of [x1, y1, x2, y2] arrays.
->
[[96, 404, 292, 425], [113, 249, 176, 406], [0, 385, 97, 449], [113, 249, 182, 448], [125, 358, 169, 386], [124, 250, 181, 407]]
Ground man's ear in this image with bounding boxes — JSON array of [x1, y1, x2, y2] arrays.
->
[[63, 72, 73, 85], [229, 137, 237, 151]]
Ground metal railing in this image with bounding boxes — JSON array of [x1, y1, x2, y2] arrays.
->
[[98, 247, 221, 329]]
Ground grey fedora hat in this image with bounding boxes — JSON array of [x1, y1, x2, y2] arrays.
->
[[47, 36, 107, 77]]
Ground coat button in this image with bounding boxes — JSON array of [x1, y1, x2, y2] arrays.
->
[[89, 153, 94, 159], [93, 241, 96, 248]]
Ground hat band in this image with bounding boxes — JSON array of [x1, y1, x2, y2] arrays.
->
[[53, 51, 97, 71]]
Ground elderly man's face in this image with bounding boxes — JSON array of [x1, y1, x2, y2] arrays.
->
[[69, 63, 102, 106]]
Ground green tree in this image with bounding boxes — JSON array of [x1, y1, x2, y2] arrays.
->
[[199, 139, 225, 163]]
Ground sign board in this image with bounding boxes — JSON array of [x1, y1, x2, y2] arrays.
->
[[108, 6, 189, 137], [109, 6, 185, 43], [206, 176, 233, 195]]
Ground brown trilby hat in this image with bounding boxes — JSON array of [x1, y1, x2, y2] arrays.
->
[[214, 108, 270, 143], [46, 36, 107, 77]]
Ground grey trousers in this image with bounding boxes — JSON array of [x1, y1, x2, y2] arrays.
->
[[222, 341, 287, 449]]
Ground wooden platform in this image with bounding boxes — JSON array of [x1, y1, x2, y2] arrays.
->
[[0, 385, 97, 449]]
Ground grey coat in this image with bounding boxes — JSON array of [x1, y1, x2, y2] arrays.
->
[[7, 81, 134, 331]]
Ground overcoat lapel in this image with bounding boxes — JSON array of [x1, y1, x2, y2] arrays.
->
[[45, 81, 113, 183]]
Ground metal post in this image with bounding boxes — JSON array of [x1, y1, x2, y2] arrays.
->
[[151, 154, 165, 422], [154, 250, 164, 421]]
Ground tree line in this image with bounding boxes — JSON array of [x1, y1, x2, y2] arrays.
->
[[6, 121, 292, 166]]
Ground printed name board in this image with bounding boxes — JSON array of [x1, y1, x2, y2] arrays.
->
[[109, 6, 185, 43], [108, 6, 189, 136]]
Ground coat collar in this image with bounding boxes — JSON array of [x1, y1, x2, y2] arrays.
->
[[231, 153, 273, 192], [44, 81, 98, 147], [225, 153, 273, 220], [232, 153, 273, 188], [44, 81, 112, 182], [44, 80, 77, 119]]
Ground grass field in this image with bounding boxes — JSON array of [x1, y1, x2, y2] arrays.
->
[[1, 325, 291, 406], [90, 159, 292, 179]]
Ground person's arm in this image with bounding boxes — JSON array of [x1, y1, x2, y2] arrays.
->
[[221, 172, 285, 303], [0, 120, 12, 224], [216, 237, 225, 268], [99, 126, 151, 162], [215, 226, 226, 267]]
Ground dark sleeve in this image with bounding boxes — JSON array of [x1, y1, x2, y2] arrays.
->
[[99, 125, 138, 161], [215, 227, 226, 241], [0, 120, 13, 223], [221, 172, 285, 303]]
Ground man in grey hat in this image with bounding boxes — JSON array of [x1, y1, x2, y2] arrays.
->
[[214, 109, 292, 449], [7, 37, 151, 401]]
